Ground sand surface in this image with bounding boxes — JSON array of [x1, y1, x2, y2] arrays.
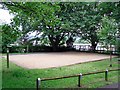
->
[[8, 52, 116, 69]]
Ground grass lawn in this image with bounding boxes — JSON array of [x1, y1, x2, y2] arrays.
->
[[1, 55, 119, 89]]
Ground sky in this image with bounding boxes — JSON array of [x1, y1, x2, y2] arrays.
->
[[0, 9, 13, 25], [0, 6, 14, 25]]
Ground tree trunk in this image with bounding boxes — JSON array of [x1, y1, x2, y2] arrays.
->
[[90, 32, 98, 52], [48, 35, 60, 52], [48, 33, 65, 52], [52, 43, 59, 52], [91, 42, 97, 52]]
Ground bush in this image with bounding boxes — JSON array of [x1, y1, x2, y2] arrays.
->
[[2, 45, 77, 53]]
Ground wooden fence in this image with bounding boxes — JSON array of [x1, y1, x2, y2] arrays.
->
[[36, 68, 120, 90]]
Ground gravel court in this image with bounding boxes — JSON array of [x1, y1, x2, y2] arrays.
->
[[9, 52, 117, 69]]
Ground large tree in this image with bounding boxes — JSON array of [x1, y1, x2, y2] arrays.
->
[[2, 2, 119, 52], [68, 2, 119, 52], [65, 2, 102, 51], [2, 2, 73, 51]]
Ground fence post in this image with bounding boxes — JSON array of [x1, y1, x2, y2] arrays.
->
[[105, 69, 108, 81], [7, 48, 9, 68], [78, 73, 82, 87], [36, 78, 41, 90]]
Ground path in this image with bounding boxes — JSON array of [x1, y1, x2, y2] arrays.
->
[[96, 82, 120, 90]]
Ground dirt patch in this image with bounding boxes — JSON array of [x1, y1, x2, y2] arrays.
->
[[8, 52, 117, 69]]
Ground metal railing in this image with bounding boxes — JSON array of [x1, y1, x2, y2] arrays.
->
[[73, 45, 119, 55]]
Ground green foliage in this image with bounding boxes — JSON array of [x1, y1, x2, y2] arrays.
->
[[98, 16, 118, 45], [0, 25, 2, 53], [1, 24, 20, 52], [1, 2, 120, 51], [65, 2, 102, 51]]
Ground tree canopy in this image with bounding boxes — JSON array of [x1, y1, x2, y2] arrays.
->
[[1, 2, 119, 52]]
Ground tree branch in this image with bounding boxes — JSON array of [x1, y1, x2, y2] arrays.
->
[[2, 2, 37, 15]]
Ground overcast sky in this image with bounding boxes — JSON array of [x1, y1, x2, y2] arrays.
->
[[0, 8, 14, 25]]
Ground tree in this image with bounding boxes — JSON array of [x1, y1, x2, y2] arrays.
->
[[98, 16, 118, 67], [0, 25, 2, 53], [1, 24, 20, 52], [98, 16, 118, 46], [66, 2, 102, 52], [10, 12, 38, 46], [69, 2, 119, 52], [2, 2, 119, 52], [2, 2, 72, 51], [98, 2, 120, 45]]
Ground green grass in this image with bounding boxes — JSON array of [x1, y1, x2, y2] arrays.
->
[[1, 56, 119, 89]]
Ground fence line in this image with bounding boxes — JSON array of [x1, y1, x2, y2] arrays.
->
[[73, 45, 119, 54], [41, 68, 119, 81], [36, 68, 120, 89]]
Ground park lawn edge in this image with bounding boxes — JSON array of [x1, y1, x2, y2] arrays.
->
[[1, 57, 119, 88]]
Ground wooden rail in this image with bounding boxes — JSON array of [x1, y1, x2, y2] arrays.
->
[[36, 68, 120, 90], [41, 68, 120, 81]]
